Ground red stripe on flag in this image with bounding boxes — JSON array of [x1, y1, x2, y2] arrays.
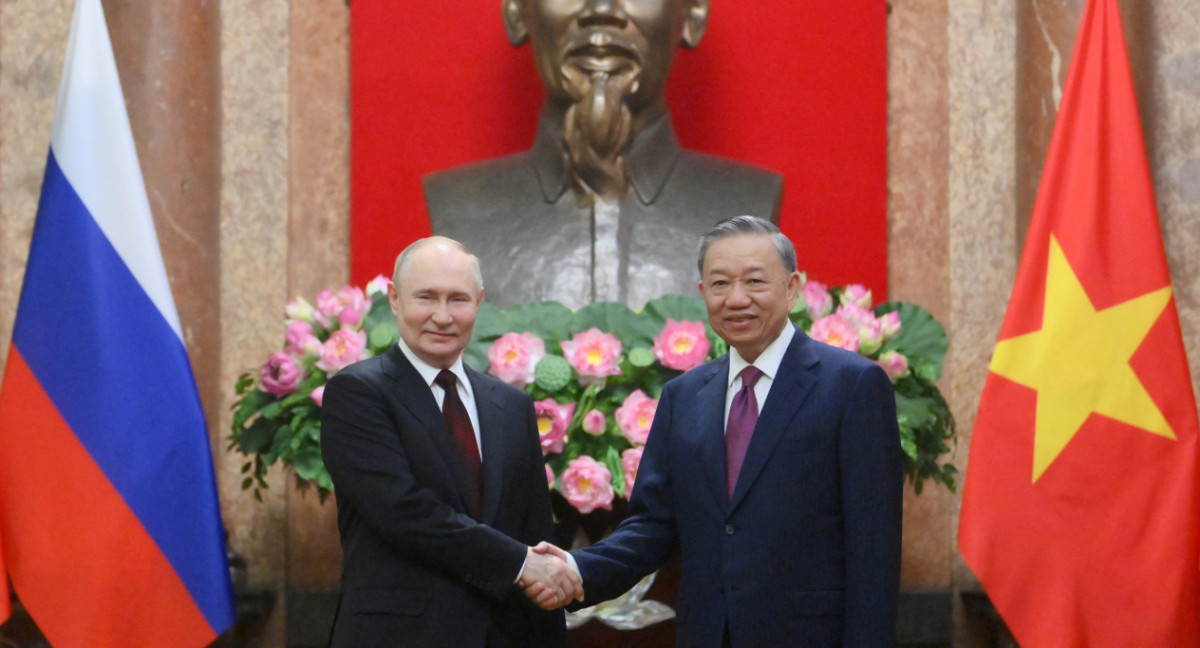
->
[[0, 347, 217, 647]]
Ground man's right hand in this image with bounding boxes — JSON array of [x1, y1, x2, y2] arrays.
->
[[518, 544, 583, 610]]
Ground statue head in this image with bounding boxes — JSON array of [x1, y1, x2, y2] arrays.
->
[[502, 0, 710, 194], [503, 0, 709, 112]]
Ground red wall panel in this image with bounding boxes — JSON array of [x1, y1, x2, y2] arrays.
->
[[351, 1, 887, 299]]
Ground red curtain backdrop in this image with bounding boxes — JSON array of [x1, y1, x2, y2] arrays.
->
[[350, 1, 887, 300]]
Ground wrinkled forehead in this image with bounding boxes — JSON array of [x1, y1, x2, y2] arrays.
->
[[396, 244, 480, 291]]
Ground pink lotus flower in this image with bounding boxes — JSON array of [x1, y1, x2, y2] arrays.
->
[[260, 352, 305, 397], [615, 389, 658, 445], [582, 409, 607, 436], [836, 303, 888, 355], [621, 446, 644, 496], [365, 274, 391, 297], [310, 385, 325, 407], [802, 280, 834, 319], [810, 314, 861, 352], [316, 328, 367, 372], [652, 319, 710, 371], [285, 320, 321, 357], [561, 455, 614, 514], [840, 284, 874, 309], [313, 289, 342, 328], [545, 464, 555, 489], [879, 310, 902, 340], [560, 328, 623, 386], [336, 285, 369, 327], [836, 302, 876, 331], [858, 318, 886, 356], [876, 350, 910, 381], [487, 332, 546, 388], [534, 398, 575, 454], [284, 297, 315, 323]]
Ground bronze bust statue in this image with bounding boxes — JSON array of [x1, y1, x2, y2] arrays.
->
[[424, 0, 782, 309]]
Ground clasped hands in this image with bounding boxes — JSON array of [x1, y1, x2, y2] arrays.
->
[[517, 542, 582, 610]]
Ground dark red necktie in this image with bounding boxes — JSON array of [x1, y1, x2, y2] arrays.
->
[[725, 366, 763, 500], [435, 370, 482, 510]]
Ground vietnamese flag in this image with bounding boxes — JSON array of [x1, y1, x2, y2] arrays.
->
[[957, 0, 1200, 646]]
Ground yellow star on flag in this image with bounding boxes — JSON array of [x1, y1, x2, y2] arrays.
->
[[990, 235, 1175, 482]]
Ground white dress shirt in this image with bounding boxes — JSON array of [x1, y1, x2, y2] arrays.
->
[[396, 337, 483, 460], [724, 323, 795, 430]]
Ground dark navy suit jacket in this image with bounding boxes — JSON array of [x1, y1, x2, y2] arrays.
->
[[573, 329, 903, 647], [320, 346, 565, 648]]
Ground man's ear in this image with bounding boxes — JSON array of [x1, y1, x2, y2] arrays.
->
[[503, 0, 528, 46], [680, 0, 709, 49]]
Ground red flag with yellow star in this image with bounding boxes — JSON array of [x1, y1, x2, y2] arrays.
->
[[958, 0, 1200, 645]]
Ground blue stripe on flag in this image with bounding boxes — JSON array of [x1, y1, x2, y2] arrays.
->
[[13, 150, 235, 631]]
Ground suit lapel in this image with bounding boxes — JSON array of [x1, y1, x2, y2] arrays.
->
[[728, 331, 819, 512], [696, 357, 734, 512], [468, 368, 505, 525], [381, 346, 480, 518]]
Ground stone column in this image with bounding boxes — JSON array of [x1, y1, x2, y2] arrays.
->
[[887, 0, 953, 593], [220, 0, 292, 645], [947, 0, 1018, 644], [285, 0, 351, 598]]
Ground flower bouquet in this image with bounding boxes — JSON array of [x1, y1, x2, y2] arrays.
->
[[228, 275, 956, 506], [229, 276, 395, 499]]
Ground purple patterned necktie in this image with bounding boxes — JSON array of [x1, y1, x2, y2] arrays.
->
[[435, 369, 482, 510], [725, 366, 763, 500]]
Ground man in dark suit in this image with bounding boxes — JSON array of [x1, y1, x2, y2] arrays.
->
[[532, 216, 904, 646], [320, 236, 579, 648], [424, 0, 782, 309]]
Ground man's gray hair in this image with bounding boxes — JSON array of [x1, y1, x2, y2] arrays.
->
[[392, 236, 484, 292], [697, 215, 797, 276]]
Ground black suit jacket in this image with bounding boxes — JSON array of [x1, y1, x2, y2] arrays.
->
[[320, 346, 565, 648], [573, 329, 903, 647]]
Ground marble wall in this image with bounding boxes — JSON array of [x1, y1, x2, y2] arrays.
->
[[0, 1, 1196, 646]]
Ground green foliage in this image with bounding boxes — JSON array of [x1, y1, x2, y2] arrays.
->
[[228, 284, 958, 509], [877, 301, 949, 382], [791, 294, 958, 492]]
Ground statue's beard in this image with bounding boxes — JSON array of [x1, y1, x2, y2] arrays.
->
[[562, 66, 639, 199]]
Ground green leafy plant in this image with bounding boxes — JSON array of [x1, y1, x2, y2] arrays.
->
[[228, 277, 957, 505]]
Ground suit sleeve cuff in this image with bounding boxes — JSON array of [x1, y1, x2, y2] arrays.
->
[[514, 548, 530, 585]]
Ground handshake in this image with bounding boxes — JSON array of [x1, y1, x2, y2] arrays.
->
[[517, 542, 583, 610]]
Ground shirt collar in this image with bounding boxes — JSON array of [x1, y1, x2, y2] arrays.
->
[[530, 106, 682, 206], [396, 337, 472, 398], [727, 323, 795, 389]]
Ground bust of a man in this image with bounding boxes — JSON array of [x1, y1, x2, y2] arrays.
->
[[424, 0, 782, 309]]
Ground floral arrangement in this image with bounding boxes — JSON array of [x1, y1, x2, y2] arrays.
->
[[229, 276, 956, 509]]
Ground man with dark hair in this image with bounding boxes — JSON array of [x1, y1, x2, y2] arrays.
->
[[531, 216, 904, 647]]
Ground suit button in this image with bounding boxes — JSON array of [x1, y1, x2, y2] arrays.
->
[[724, 524, 735, 535]]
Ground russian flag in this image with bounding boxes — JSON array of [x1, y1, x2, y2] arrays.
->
[[0, 0, 235, 645]]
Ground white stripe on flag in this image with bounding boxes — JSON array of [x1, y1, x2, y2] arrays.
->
[[49, 0, 182, 339]]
